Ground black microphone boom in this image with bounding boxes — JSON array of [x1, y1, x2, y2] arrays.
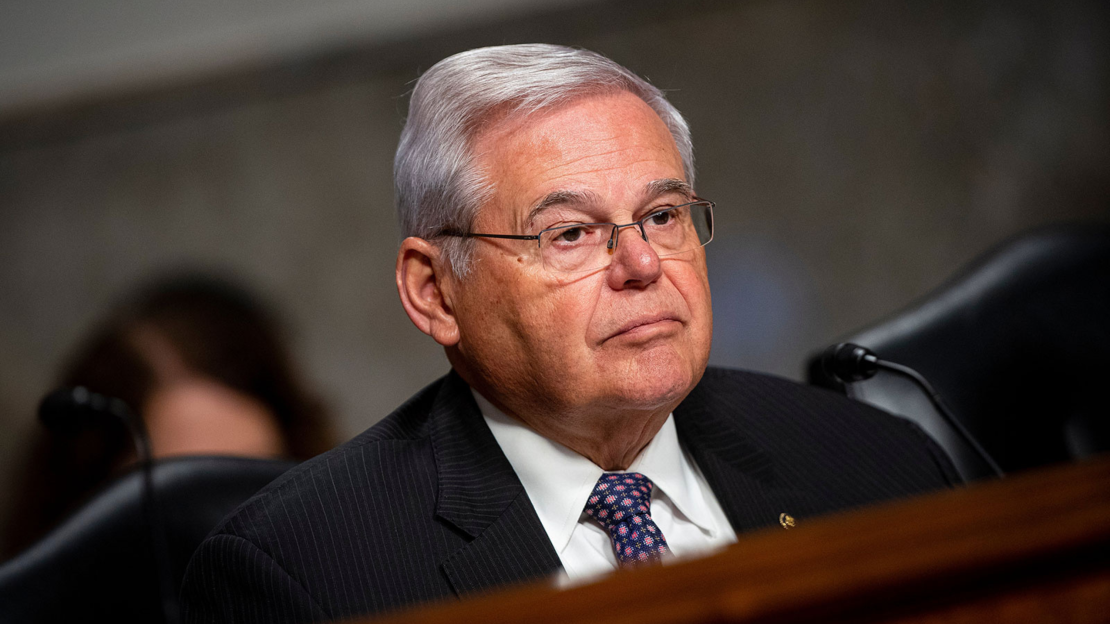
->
[[819, 343, 1005, 479], [38, 387, 180, 624]]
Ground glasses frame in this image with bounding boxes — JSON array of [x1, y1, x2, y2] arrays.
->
[[438, 199, 715, 272]]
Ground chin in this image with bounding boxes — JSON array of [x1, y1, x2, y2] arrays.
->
[[606, 347, 701, 410]]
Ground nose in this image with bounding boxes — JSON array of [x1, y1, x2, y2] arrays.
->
[[605, 224, 662, 289]]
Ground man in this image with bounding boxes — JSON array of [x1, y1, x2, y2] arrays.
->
[[181, 44, 958, 623]]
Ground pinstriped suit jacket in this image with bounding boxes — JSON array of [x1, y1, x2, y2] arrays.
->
[[180, 367, 959, 623]]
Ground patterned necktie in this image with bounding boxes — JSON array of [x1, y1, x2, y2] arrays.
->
[[584, 472, 670, 566]]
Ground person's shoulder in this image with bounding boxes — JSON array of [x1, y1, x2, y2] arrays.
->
[[182, 373, 467, 621], [205, 373, 450, 544], [686, 366, 961, 489], [693, 365, 904, 430]]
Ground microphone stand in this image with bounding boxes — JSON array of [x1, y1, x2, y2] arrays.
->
[[822, 343, 1005, 479], [41, 388, 181, 624]]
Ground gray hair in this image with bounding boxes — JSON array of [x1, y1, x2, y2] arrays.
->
[[393, 43, 695, 276]]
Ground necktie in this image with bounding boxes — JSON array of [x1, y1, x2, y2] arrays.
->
[[584, 472, 670, 566]]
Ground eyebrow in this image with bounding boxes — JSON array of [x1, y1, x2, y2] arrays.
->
[[525, 189, 602, 225], [525, 178, 694, 227], [646, 178, 694, 201]]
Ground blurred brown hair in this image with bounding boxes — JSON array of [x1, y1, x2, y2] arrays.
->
[[2, 274, 335, 558]]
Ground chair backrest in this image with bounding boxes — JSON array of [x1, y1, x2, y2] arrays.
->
[[0, 456, 294, 623], [808, 223, 1110, 481]]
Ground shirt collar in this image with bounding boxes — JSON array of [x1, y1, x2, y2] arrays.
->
[[473, 389, 720, 554], [626, 413, 721, 537], [475, 390, 598, 554]]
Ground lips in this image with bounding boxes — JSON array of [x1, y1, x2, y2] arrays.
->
[[605, 313, 683, 341]]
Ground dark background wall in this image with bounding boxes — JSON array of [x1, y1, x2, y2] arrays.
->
[[1, 0, 1107, 543]]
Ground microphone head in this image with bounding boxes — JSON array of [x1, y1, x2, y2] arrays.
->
[[820, 343, 880, 383], [38, 387, 133, 433]]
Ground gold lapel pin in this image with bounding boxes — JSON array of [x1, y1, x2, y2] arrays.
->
[[779, 513, 796, 529]]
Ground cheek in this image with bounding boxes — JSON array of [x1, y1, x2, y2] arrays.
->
[[459, 264, 597, 359], [521, 279, 600, 353], [669, 262, 713, 337]]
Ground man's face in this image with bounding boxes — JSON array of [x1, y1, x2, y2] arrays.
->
[[448, 90, 712, 421]]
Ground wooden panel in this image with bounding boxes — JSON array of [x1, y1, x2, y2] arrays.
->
[[885, 570, 1110, 624], [354, 458, 1110, 624]]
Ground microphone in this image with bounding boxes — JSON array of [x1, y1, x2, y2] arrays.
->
[[38, 387, 180, 624], [819, 343, 1005, 479], [40, 387, 147, 454], [819, 342, 880, 382]]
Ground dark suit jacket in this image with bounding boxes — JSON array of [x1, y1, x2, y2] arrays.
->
[[181, 367, 959, 623]]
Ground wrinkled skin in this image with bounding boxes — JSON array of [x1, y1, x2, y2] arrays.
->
[[397, 91, 712, 469]]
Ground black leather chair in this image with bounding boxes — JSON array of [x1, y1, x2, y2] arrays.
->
[[0, 456, 294, 623], [808, 223, 1110, 482]]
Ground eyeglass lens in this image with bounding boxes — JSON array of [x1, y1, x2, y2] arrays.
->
[[537, 202, 714, 273]]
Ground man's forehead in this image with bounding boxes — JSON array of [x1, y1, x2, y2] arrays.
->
[[472, 91, 687, 229]]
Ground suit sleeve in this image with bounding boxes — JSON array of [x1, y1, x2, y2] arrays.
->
[[181, 534, 331, 624]]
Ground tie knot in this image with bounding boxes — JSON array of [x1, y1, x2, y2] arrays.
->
[[584, 472, 668, 566], [583, 472, 655, 529]]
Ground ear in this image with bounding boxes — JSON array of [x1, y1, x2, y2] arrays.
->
[[396, 237, 461, 347]]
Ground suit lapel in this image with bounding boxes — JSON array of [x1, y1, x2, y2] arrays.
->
[[429, 372, 563, 597], [429, 368, 821, 594], [675, 381, 821, 535]]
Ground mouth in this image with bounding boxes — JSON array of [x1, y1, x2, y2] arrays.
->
[[605, 314, 683, 342]]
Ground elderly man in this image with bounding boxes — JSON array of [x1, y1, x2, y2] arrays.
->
[[181, 44, 957, 623]]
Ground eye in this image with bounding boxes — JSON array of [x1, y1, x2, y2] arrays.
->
[[556, 226, 585, 243], [648, 210, 674, 226]]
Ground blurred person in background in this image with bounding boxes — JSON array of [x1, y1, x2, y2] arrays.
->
[[1, 274, 336, 559]]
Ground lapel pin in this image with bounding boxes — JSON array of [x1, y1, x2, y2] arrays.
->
[[779, 513, 796, 529]]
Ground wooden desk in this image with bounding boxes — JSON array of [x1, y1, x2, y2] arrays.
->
[[358, 457, 1110, 624]]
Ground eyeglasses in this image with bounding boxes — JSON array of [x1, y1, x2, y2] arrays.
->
[[440, 200, 714, 273]]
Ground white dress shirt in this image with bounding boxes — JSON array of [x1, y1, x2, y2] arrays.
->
[[473, 390, 738, 586]]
